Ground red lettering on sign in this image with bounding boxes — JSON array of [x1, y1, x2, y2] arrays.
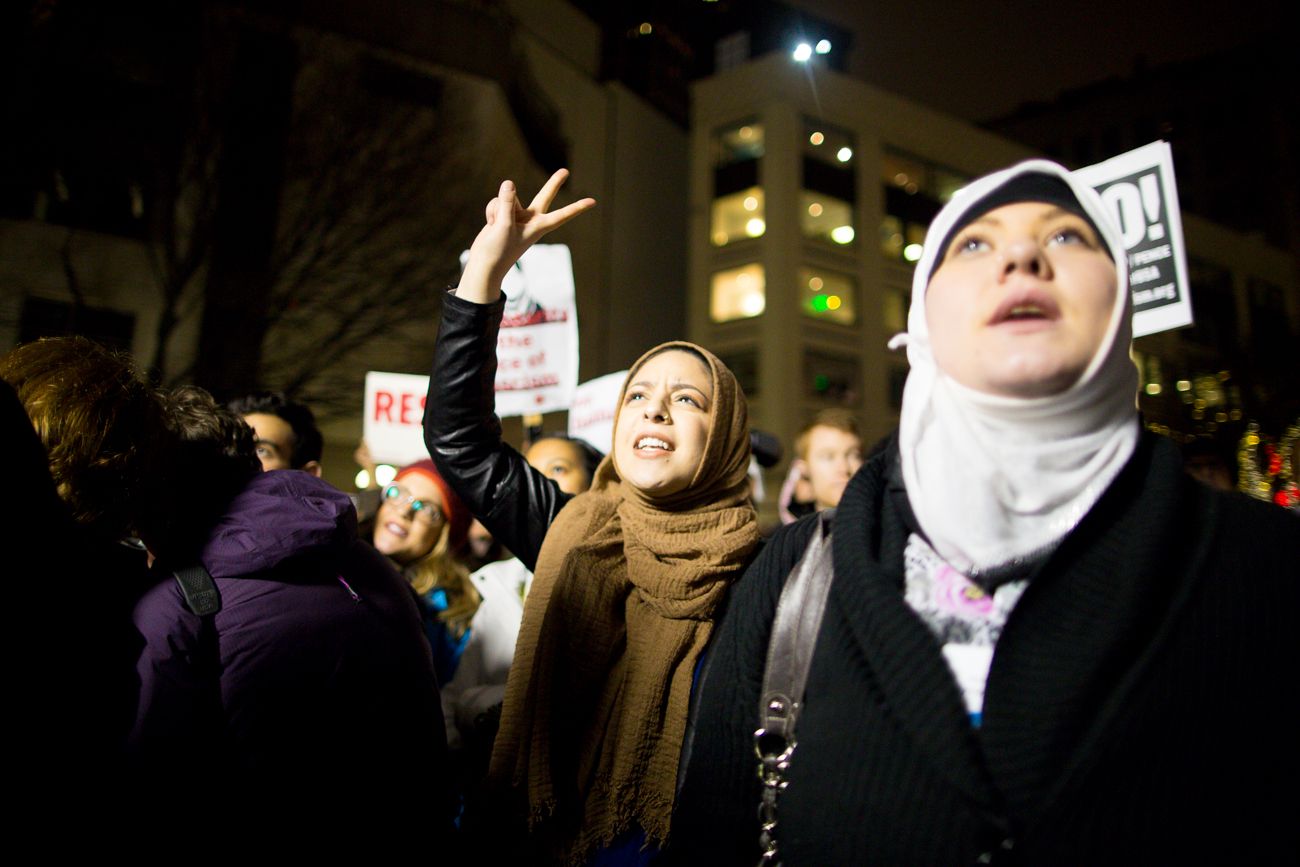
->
[[399, 392, 415, 425], [374, 391, 394, 422]]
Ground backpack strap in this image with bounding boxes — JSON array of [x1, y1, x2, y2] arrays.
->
[[173, 565, 222, 616]]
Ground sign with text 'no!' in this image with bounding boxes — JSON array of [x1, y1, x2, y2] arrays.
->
[[1075, 141, 1192, 338]]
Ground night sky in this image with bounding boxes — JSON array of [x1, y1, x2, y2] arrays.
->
[[791, 0, 1284, 122]]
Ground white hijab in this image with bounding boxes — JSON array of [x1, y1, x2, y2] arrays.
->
[[889, 160, 1139, 576]]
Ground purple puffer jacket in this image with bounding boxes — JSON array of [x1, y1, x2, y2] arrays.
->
[[129, 470, 451, 816]]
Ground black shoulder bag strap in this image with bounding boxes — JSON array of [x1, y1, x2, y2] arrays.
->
[[754, 509, 835, 867], [173, 565, 222, 616]]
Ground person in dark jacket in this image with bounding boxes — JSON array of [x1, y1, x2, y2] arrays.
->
[[130, 386, 454, 830], [1, 338, 161, 814], [668, 160, 1299, 866], [426, 170, 761, 863]]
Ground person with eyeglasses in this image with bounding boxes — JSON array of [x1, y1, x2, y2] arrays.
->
[[372, 458, 475, 686]]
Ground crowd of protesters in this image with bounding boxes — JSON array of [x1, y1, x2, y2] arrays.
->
[[5, 165, 1296, 864]]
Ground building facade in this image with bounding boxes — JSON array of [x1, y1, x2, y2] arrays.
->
[[689, 53, 1299, 512]]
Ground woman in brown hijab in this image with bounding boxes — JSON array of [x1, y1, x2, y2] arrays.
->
[[425, 171, 761, 862]]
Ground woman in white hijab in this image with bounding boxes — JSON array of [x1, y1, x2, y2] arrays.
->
[[669, 160, 1299, 866]]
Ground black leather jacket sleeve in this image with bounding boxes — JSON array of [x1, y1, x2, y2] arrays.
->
[[424, 291, 571, 572]]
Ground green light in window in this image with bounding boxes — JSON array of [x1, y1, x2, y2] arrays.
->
[[813, 374, 830, 391], [811, 295, 829, 312]]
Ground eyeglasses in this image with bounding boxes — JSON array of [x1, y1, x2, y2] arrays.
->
[[382, 484, 443, 525]]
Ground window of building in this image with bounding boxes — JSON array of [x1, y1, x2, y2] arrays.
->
[[714, 122, 764, 174], [801, 190, 854, 245], [1180, 258, 1235, 349], [803, 349, 860, 405], [717, 349, 759, 397], [1248, 278, 1291, 371], [712, 187, 765, 246], [710, 263, 765, 322], [714, 31, 751, 72], [799, 266, 855, 325], [712, 122, 764, 247], [803, 120, 855, 246], [880, 150, 967, 264]]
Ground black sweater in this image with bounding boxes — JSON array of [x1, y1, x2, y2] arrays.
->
[[669, 434, 1299, 866]]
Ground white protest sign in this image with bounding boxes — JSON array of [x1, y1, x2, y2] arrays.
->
[[1074, 141, 1193, 337], [460, 243, 580, 418], [567, 370, 628, 456], [363, 370, 431, 466]]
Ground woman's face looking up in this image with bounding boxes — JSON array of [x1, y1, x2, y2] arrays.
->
[[613, 350, 713, 500], [373, 472, 445, 565], [926, 201, 1117, 399], [526, 437, 592, 496]]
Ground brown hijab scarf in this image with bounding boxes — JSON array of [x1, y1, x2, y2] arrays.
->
[[487, 341, 760, 862]]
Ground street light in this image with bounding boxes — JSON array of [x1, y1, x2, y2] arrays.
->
[[792, 42, 813, 62]]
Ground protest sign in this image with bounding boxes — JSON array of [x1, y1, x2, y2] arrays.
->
[[460, 243, 580, 418], [363, 370, 430, 466], [567, 370, 629, 456], [1075, 140, 1193, 337]]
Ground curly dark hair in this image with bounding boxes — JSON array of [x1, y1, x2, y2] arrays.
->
[[227, 391, 323, 467], [140, 386, 262, 563], [0, 336, 164, 541]]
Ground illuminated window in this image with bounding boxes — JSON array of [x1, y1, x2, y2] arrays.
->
[[799, 266, 856, 325], [710, 263, 766, 322], [803, 120, 855, 246], [712, 186, 765, 246], [800, 190, 853, 246], [714, 122, 764, 171], [881, 149, 967, 264], [804, 350, 860, 405], [713, 122, 764, 247]]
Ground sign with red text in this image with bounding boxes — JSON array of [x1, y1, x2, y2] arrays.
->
[[363, 370, 431, 466], [460, 243, 580, 418], [567, 370, 628, 456], [1075, 141, 1193, 337]]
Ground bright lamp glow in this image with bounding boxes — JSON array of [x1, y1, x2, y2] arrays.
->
[[740, 290, 765, 317], [836, 147, 853, 163], [903, 243, 924, 262], [745, 218, 766, 237], [354, 469, 371, 489], [375, 464, 398, 487], [792, 43, 813, 62], [830, 225, 855, 245], [815, 40, 831, 54]]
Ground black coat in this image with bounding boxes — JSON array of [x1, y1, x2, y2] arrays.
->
[[669, 434, 1299, 866], [425, 291, 569, 571]]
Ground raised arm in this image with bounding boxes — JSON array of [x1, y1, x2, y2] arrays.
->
[[456, 169, 595, 304], [426, 171, 595, 570]]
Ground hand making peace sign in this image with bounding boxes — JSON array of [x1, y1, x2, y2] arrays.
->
[[456, 169, 597, 304]]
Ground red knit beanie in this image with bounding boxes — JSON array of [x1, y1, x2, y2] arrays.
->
[[393, 459, 469, 551]]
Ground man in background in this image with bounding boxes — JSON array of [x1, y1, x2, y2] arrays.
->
[[229, 391, 324, 476], [783, 409, 864, 519]]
